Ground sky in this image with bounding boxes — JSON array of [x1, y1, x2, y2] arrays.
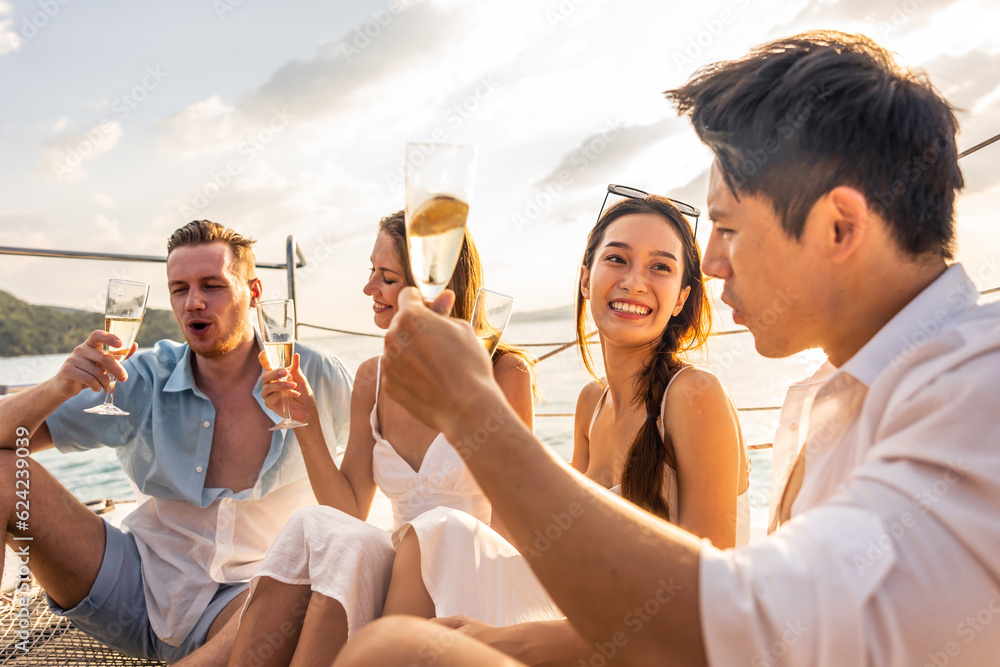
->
[[1, 0, 999, 338]]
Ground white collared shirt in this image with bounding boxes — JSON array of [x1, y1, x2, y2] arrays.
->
[[699, 264, 1000, 666], [49, 338, 354, 646]]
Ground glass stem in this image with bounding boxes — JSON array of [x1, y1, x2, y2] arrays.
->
[[105, 378, 117, 406], [282, 394, 291, 422]]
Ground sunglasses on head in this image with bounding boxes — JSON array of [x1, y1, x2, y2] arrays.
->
[[597, 184, 701, 238]]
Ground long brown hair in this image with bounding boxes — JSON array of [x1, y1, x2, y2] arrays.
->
[[574, 197, 711, 520], [378, 210, 536, 383]]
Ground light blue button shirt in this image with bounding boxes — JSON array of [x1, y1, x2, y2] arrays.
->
[[47, 338, 353, 507]]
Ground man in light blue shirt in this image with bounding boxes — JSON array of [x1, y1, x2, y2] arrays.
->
[[1, 221, 353, 663]]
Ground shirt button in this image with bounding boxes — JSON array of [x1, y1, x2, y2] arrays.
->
[[225, 498, 233, 504], [196, 466, 204, 473], [788, 422, 799, 431], [203, 421, 211, 428]]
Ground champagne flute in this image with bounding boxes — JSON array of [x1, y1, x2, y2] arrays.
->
[[84, 279, 149, 416], [257, 299, 307, 431], [405, 142, 477, 300], [471, 288, 515, 358]]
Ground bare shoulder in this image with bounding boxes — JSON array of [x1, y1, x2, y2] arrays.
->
[[575, 380, 606, 418], [352, 356, 381, 403], [664, 367, 731, 414], [492, 352, 532, 386]]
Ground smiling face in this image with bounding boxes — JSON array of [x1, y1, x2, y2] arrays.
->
[[580, 213, 691, 350], [702, 160, 823, 359], [363, 232, 408, 330], [166, 242, 260, 358]]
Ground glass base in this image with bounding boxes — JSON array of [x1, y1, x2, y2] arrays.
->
[[84, 403, 130, 416], [270, 419, 308, 431]]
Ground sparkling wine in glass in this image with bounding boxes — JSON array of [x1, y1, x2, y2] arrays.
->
[[405, 142, 477, 300], [472, 288, 515, 358], [257, 299, 307, 431], [84, 279, 149, 416]]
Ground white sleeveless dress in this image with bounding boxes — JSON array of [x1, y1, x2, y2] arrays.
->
[[404, 367, 751, 626], [249, 359, 492, 636]]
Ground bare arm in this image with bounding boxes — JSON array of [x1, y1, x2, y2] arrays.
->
[[259, 352, 378, 518], [667, 368, 742, 548], [1, 330, 134, 452], [382, 289, 707, 667], [571, 382, 603, 474], [434, 616, 591, 667], [486, 353, 533, 538]]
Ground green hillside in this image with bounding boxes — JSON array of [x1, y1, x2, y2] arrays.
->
[[0, 290, 183, 357]]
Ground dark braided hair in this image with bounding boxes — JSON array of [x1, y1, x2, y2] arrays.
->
[[575, 196, 710, 520]]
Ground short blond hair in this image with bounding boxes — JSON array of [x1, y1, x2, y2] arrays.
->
[[167, 220, 257, 279]]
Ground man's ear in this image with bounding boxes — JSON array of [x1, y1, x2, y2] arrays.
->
[[248, 278, 263, 307], [825, 186, 870, 263], [579, 266, 591, 300]]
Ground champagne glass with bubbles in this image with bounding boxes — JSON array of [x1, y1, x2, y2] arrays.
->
[[257, 299, 307, 431], [405, 142, 477, 300], [84, 279, 149, 416], [472, 288, 515, 358]]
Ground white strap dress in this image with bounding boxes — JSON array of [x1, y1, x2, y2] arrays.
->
[[248, 358, 492, 636], [403, 366, 750, 626]]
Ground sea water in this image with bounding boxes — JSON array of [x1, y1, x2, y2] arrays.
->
[[0, 317, 827, 541]]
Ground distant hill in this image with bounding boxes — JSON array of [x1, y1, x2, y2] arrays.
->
[[0, 290, 183, 357]]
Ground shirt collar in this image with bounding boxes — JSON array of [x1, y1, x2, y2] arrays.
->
[[162, 328, 266, 396], [163, 343, 198, 394], [839, 263, 978, 387]]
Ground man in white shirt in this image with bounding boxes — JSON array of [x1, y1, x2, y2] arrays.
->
[[1, 221, 353, 663], [332, 31, 1000, 666]]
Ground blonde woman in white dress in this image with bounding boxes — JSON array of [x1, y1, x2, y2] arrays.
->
[[380, 193, 750, 663], [225, 211, 534, 666]]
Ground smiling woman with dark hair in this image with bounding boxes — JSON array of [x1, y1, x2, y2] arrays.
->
[[374, 190, 748, 664]]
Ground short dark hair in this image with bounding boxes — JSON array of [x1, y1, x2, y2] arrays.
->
[[167, 220, 257, 279], [665, 31, 963, 259]]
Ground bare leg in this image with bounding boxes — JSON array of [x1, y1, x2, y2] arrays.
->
[[288, 592, 349, 667], [227, 578, 310, 667], [382, 529, 434, 618], [173, 590, 248, 667], [2, 450, 106, 609], [334, 616, 525, 667]]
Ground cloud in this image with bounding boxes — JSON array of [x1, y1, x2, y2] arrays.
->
[[38, 121, 124, 182], [155, 0, 532, 158], [0, 1, 21, 56], [0, 211, 50, 250], [155, 95, 236, 158], [93, 192, 116, 209]]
